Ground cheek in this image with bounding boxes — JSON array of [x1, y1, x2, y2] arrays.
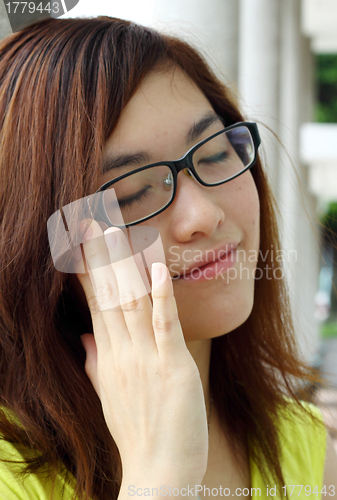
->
[[222, 171, 260, 233]]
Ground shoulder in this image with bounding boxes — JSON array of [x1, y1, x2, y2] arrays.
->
[[273, 397, 328, 485], [0, 406, 77, 499], [323, 433, 337, 494], [318, 408, 337, 494], [290, 399, 337, 494]]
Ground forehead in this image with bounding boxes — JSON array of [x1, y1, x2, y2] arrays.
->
[[104, 66, 215, 157]]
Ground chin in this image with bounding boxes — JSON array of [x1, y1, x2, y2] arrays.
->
[[181, 291, 255, 341], [227, 287, 255, 331]]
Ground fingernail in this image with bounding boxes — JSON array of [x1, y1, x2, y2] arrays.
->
[[151, 263, 163, 284], [104, 228, 118, 249]]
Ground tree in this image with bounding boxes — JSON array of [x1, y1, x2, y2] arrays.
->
[[315, 54, 337, 123]]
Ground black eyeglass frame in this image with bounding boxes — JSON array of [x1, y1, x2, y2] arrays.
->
[[90, 121, 261, 228]]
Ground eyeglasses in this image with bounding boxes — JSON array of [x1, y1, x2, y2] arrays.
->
[[89, 121, 261, 228]]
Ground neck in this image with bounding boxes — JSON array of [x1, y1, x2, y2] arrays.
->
[[185, 338, 213, 426]]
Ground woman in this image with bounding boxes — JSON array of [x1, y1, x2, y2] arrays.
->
[[0, 15, 336, 500]]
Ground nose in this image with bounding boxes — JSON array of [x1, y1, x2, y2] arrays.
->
[[170, 167, 225, 240]]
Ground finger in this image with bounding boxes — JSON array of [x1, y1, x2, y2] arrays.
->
[[80, 333, 100, 399], [73, 242, 113, 354], [74, 219, 132, 354], [104, 227, 157, 352], [151, 263, 188, 361]]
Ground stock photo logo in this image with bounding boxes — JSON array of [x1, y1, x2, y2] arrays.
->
[[2, 0, 80, 33], [47, 191, 166, 310]]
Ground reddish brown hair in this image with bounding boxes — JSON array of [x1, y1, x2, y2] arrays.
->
[[0, 16, 333, 500]]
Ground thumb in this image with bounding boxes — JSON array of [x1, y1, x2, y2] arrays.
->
[[80, 334, 100, 399], [80, 333, 92, 353]]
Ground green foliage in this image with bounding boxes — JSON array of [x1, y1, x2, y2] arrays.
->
[[320, 321, 337, 338], [321, 201, 337, 236], [315, 54, 337, 123], [320, 202, 337, 248], [320, 203, 337, 320]]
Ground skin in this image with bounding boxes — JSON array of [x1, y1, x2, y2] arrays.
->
[[100, 64, 260, 415], [74, 67, 260, 412], [69, 65, 337, 493], [70, 65, 260, 488]]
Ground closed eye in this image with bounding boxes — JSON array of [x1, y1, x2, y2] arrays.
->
[[116, 186, 151, 209], [198, 151, 229, 164]]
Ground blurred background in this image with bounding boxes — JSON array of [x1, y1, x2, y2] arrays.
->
[[1, 0, 337, 439]]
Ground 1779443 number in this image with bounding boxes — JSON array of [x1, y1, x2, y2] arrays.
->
[[5, 2, 60, 14], [282, 485, 336, 496]]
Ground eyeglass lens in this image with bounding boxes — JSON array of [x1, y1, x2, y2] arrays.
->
[[102, 125, 255, 225]]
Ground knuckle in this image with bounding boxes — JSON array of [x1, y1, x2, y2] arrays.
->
[[152, 314, 178, 334], [82, 242, 100, 261], [95, 282, 116, 306], [152, 286, 170, 299], [86, 292, 101, 315], [119, 291, 141, 312]]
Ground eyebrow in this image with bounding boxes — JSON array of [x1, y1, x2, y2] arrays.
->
[[102, 152, 151, 175], [102, 112, 223, 174], [186, 112, 223, 143]]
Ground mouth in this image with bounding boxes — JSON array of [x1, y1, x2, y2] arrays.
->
[[172, 242, 239, 281]]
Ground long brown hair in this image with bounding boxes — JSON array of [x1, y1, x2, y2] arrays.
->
[[0, 16, 333, 500]]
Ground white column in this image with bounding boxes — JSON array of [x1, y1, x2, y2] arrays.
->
[[0, 1, 12, 39], [278, 0, 320, 366], [292, 168, 321, 367], [238, 0, 281, 191], [152, 0, 239, 85]]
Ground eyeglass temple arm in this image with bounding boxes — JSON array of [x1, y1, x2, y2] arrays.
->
[[249, 122, 261, 149]]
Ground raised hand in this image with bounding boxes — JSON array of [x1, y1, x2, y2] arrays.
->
[[74, 219, 209, 487]]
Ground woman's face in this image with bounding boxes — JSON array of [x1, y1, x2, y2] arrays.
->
[[99, 66, 260, 341]]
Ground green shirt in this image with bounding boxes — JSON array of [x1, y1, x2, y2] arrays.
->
[[0, 399, 327, 499], [249, 398, 327, 499]]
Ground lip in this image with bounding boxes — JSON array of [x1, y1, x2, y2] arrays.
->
[[172, 241, 240, 281]]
